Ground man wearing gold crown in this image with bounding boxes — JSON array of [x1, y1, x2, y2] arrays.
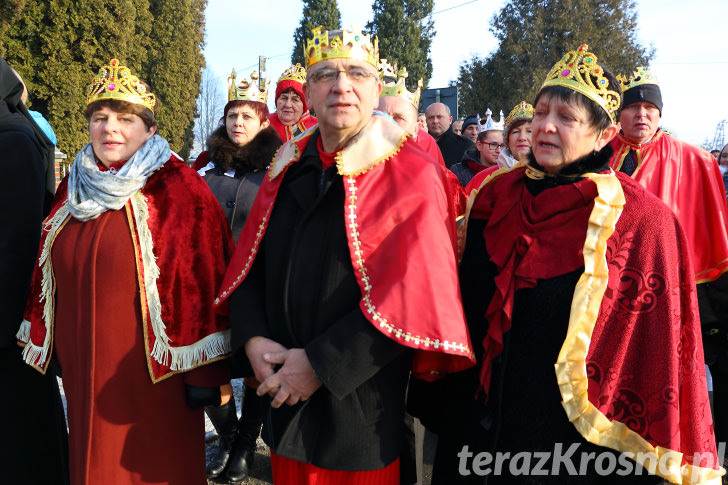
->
[[17, 59, 234, 484], [269, 63, 318, 142], [610, 69, 728, 453], [214, 26, 475, 483], [377, 60, 467, 217]]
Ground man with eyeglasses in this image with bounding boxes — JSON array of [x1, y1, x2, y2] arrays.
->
[[449, 128, 504, 187], [215, 26, 474, 484]]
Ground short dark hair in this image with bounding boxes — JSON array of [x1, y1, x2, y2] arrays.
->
[[221, 100, 270, 125], [85, 99, 157, 130], [534, 62, 618, 133]]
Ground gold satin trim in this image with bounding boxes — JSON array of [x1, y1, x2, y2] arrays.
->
[[457, 163, 524, 264], [555, 172, 724, 484]]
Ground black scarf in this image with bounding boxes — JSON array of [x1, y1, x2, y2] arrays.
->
[[205, 125, 282, 175], [0, 56, 55, 195], [526, 144, 614, 192]]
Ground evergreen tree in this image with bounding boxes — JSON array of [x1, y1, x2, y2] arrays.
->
[[291, 0, 341, 66], [0, 0, 26, 56], [3, 0, 152, 155], [144, 0, 206, 159], [367, 0, 435, 94], [456, 0, 654, 117]]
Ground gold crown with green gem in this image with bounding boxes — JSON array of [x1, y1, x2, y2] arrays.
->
[[305, 25, 379, 68], [228, 69, 269, 103], [278, 63, 307, 84], [505, 101, 534, 125], [616, 66, 659, 93], [541, 44, 621, 122], [86, 59, 157, 113], [378, 59, 422, 108]]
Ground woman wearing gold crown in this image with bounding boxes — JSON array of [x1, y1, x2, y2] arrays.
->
[[193, 68, 282, 484], [412, 45, 723, 483], [268, 63, 317, 142], [17, 59, 234, 484]]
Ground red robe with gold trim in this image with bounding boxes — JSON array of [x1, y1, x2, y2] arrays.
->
[[18, 155, 234, 382], [215, 113, 475, 378], [610, 130, 728, 283], [416, 127, 467, 217], [460, 166, 722, 483]]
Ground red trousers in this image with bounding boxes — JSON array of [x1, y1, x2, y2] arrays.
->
[[270, 452, 399, 484]]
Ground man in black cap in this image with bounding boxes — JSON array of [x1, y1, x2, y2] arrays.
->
[[460, 116, 479, 143], [425, 102, 474, 168], [609, 67, 728, 454]]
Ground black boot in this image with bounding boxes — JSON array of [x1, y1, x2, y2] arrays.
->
[[204, 399, 239, 478], [226, 387, 262, 484]]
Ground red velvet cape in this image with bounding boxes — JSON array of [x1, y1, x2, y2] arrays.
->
[[215, 113, 475, 379], [610, 130, 728, 283], [463, 166, 722, 482], [269, 111, 318, 143], [18, 155, 234, 382]]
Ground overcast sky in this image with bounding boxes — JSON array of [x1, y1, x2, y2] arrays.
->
[[203, 0, 728, 148]]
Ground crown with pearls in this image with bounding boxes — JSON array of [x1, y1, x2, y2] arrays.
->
[[86, 59, 156, 113], [505, 101, 534, 125], [541, 44, 621, 122], [228, 69, 269, 103], [616, 66, 659, 93], [305, 25, 379, 68], [278, 63, 307, 84], [378, 59, 422, 108]]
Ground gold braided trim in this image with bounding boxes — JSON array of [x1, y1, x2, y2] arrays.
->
[[215, 205, 273, 305], [344, 175, 472, 355], [337, 115, 407, 176], [457, 163, 525, 264], [555, 172, 724, 484], [20, 204, 71, 373]]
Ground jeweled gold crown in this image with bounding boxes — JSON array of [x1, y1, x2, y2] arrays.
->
[[86, 59, 156, 113], [541, 44, 620, 122], [228, 69, 269, 103], [616, 66, 659, 93], [505, 101, 534, 125], [278, 63, 307, 84], [378, 59, 422, 108], [305, 25, 379, 68]]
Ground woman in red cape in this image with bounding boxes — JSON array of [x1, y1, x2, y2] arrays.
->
[[413, 45, 723, 484]]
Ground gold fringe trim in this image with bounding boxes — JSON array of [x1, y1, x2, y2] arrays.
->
[[129, 192, 230, 373], [21, 204, 71, 372], [555, 172, 724, 484], [344, 175, 472, 356]]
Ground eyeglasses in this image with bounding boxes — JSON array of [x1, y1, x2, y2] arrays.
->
[[480, 142, 506, 150], [309, 67, 376, 84]]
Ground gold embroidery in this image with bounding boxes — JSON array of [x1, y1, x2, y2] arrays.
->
[[345, 176, 471, 355]]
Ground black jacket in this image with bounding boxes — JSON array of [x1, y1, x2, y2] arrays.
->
[[229, 131, 411, 470], [436, 126, 475, 168], [201, 126, 281, 242]]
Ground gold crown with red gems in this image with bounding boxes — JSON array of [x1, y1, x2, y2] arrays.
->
[[278, 63, 307, 84], [228, 69, 269, 103], [86, 59, 156, 112], [541, 44, 621, 122], [378, 59, 422, 108], [305, 25, 379, 68], [616, 66, 659, 93]]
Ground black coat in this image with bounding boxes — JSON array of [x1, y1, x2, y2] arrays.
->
[[229, 131, 411, 471], [0, 55, 68, 485], [436, 126, 475, 168], [201, 125, 281, 242]]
